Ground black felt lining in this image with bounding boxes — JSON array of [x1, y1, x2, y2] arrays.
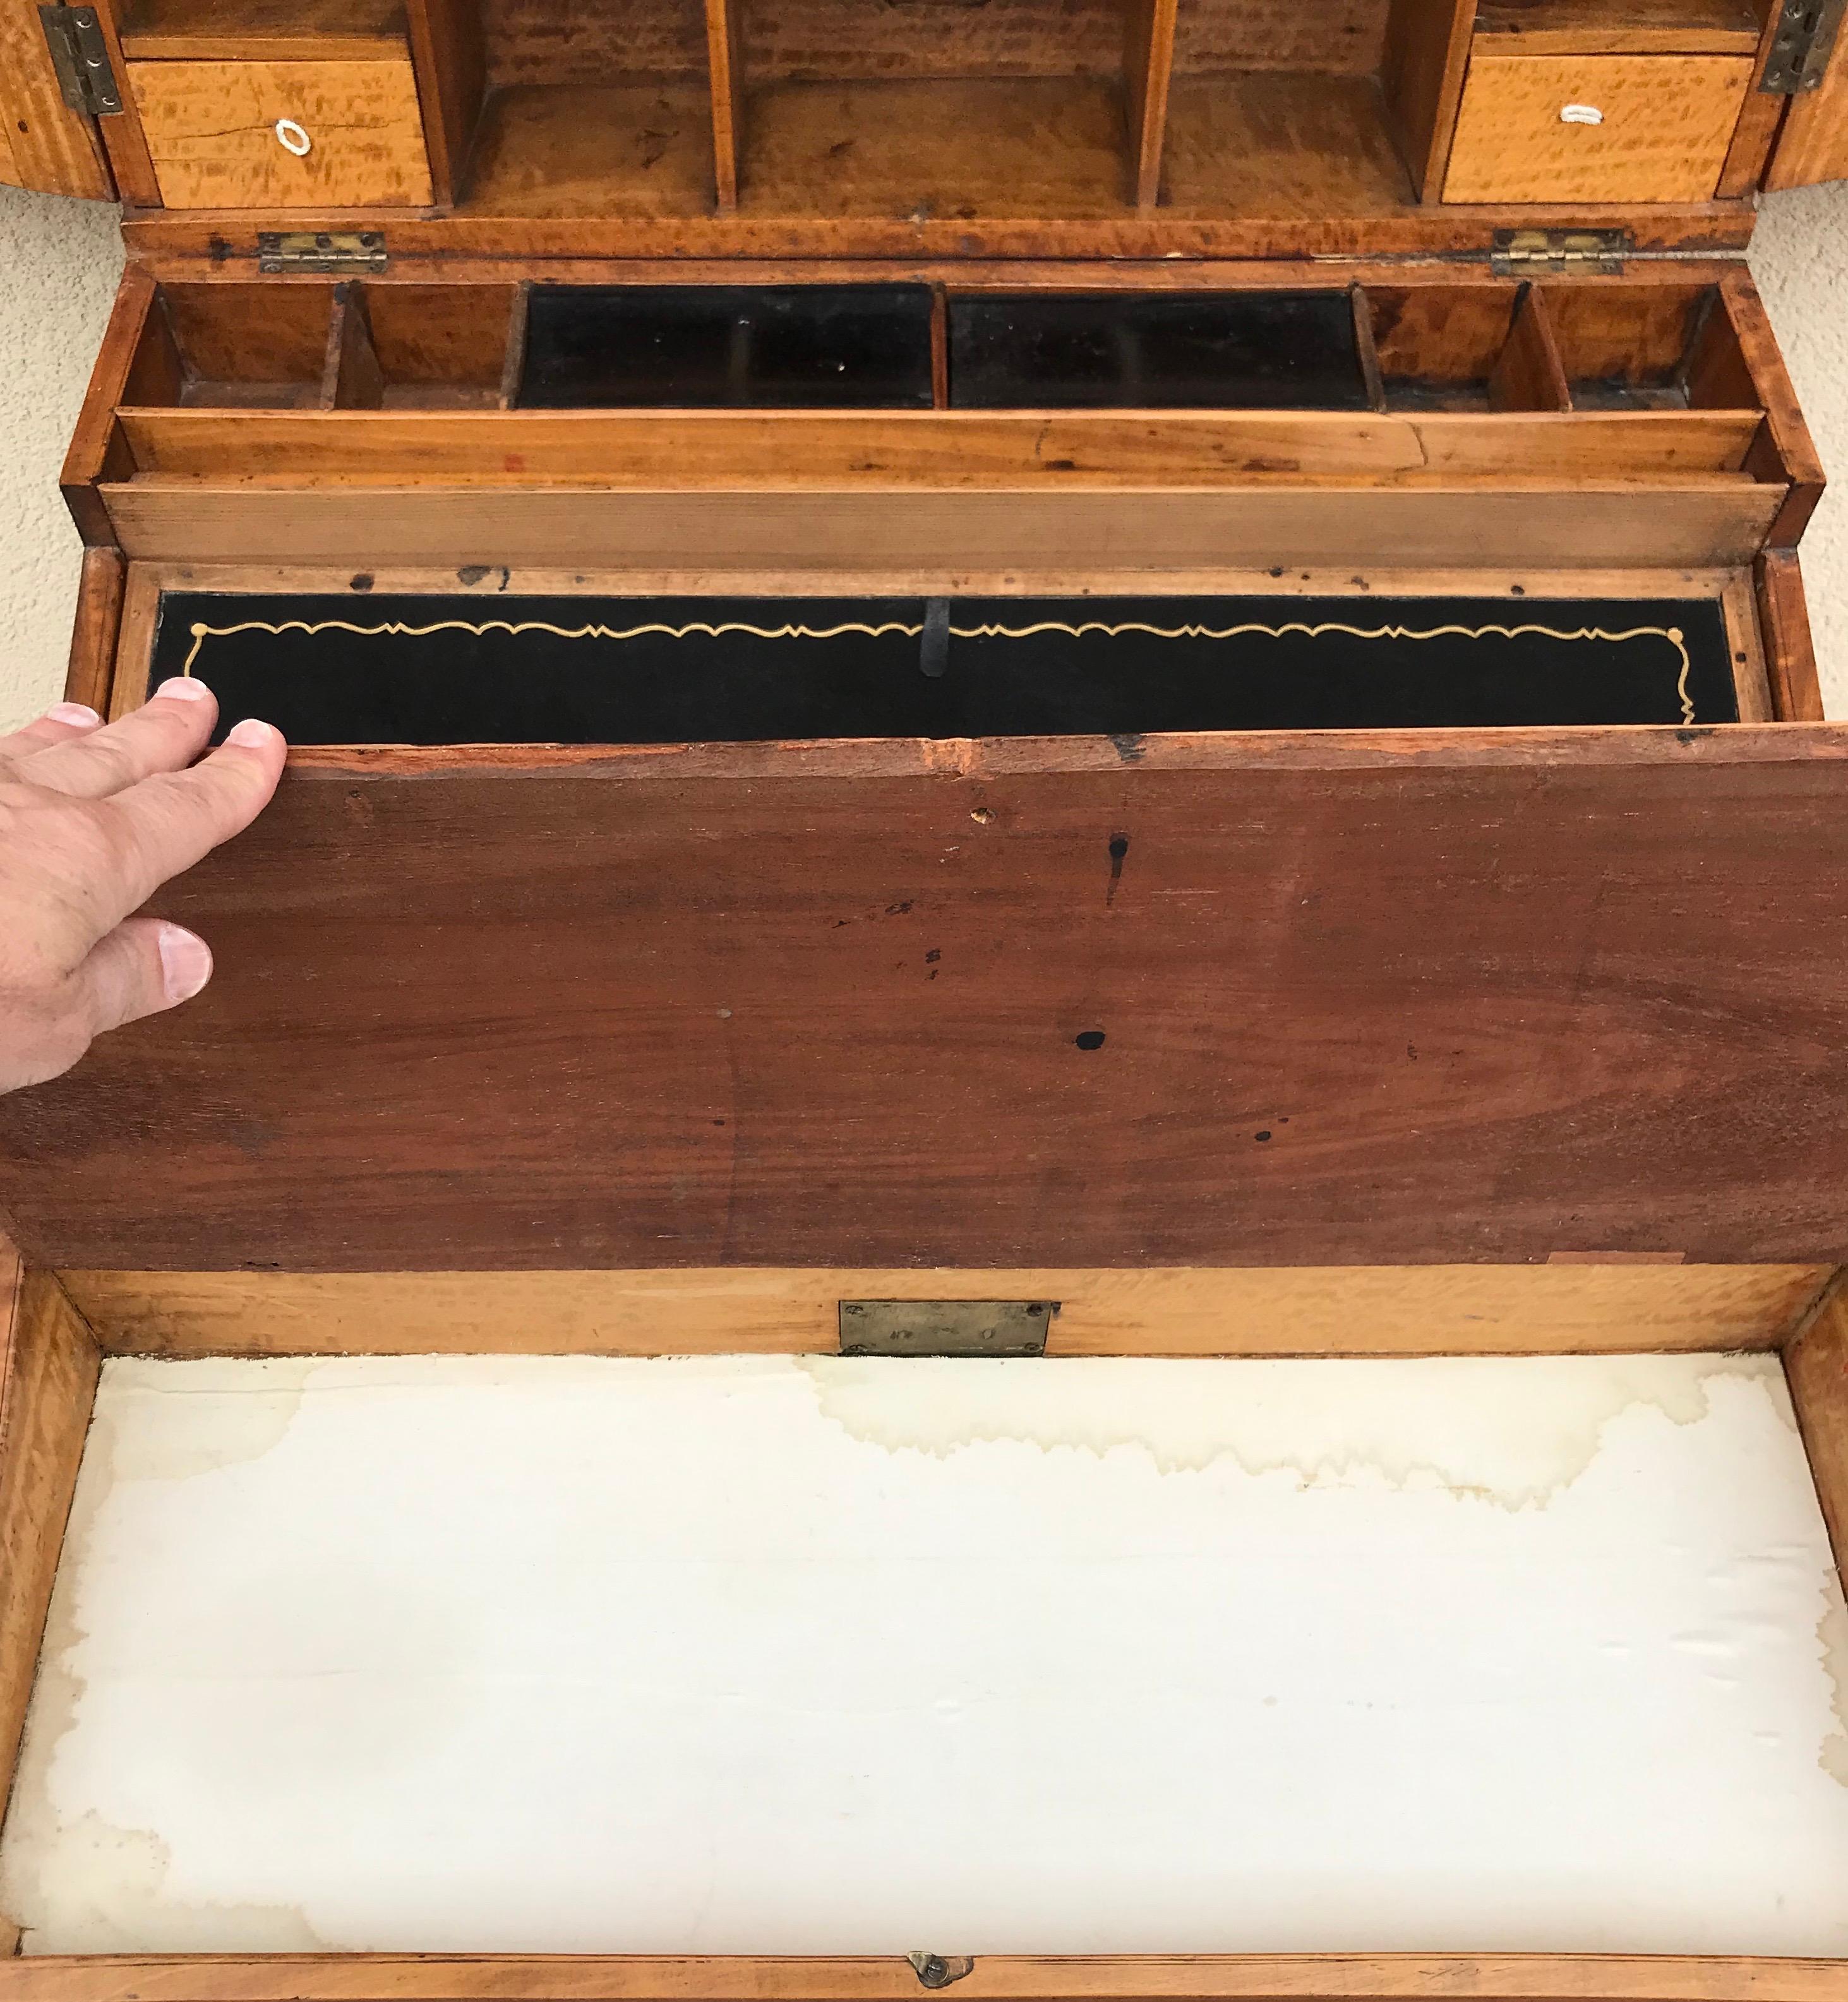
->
[[151, 592, 1737, 746]]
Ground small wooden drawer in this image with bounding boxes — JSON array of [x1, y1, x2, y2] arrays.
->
[[1443, 52, 1756, 203], [128, 58, 433, 210]]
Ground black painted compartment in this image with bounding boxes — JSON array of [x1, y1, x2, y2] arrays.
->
[[519, 284, 937, 409], [157, 594, 1736, 745], [949, 291, 1370, 410]]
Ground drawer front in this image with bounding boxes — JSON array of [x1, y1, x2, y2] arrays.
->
[[130, 59, 433, 209], [1444, 54, 1755, 204]]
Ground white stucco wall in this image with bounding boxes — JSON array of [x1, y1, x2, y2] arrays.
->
[[1, 179, 1845, 722]]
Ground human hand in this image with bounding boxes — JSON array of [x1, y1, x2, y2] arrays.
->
[[0, 678, 286, 1093]]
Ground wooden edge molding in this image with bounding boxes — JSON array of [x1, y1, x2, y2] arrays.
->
[[0, 1953, 1844, 2002], [56, 1264, 1832, 1362], [1785, 1287, 1848, 1595], [1755, 549, 1825, 722], [0, 1250, 102, 1834], [62, 548, 126, 719]]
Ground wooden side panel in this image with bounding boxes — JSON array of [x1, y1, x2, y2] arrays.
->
[[63, 545, 126, 716], [1765, 28, 1848, 189], [0, 1249, 100, 1827], [59, 267, 160, 551], [3, 1955, 1846, 2002], [7, 731, 1848, 1272], [1720, 270, 1826, 549], [1785, 1287, 1848, 1594], [57, 1263, 1830, 1360], [0, 0, 112, 196], [131, 58, 433, 208], [1381, 0, 1475, 201], [403, 0, 486, 207], [1756, 548, 1825, 721]]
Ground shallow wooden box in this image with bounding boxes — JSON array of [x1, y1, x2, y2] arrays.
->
[[6, 0, 1848, 1993]]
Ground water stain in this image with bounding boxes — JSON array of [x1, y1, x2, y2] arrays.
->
[[1820, 1597, 1848, 1788], [796, 1352, 1791, 1510], [92, 1357, 317, 1483]]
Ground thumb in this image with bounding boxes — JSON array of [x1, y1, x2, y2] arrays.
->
[[72, 918, 214, 1038]]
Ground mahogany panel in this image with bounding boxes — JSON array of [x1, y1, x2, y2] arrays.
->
[[5, 730, 1848, 1271]]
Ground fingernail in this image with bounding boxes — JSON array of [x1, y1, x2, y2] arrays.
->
[[155, 676, 212, 702], [225, 718, 282, 750], [47, 702, 100, 728], [157, 923, 213, 1005]]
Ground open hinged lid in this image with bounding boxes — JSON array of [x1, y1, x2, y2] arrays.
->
[[3, 0, 1847, 263]]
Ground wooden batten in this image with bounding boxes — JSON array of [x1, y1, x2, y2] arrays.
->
[[0, 1249, 102, 1833], [3, 1957, 1848, 2002], [56, 1263, 1835, 1362]]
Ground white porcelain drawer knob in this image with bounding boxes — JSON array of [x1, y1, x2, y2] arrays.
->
[[1559, 103, 1604, 125], [274, 118, 313, 157]]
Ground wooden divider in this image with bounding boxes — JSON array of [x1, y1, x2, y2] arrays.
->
[[1124, 0, 1180, 209], [704, 0, 745, 213], [1489, 284, 1572, 412]]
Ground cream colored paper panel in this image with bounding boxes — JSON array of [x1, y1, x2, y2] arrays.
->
[[3, 1352, 1845, 1956]]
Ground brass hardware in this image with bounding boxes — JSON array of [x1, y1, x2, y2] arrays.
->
[[38, 6, 121, 116], [1489, 228, 1629, 277], [1761, 0, 1845, 92], [257, 231, 388, 275], [838, 1300, 1054, 1358], [908, 1958, 976, 1990]]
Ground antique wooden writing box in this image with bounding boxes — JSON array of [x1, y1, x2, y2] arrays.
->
[[5, 0, 1848, 1994]]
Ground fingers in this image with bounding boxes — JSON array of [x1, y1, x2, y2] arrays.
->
[[88, 718, 288, 926], [71, 918, 213, 1044], [26, 678, 219, 800], [0, 701, 105, 764]]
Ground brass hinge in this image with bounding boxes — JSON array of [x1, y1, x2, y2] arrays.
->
[[257, 230, 388, 275], [1490, 228, 1629, 277], [1761, 0, 1845, 91], [38, 6, 121, 116]]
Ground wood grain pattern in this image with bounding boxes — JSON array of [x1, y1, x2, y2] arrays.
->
[[321, 281, 385, 408], [131, 58, 433, 208], [119, 0, 410, 61], [58, 1263, 1832, 1360], [1443, 53, 1755, 203], [3, 1955, 1847, 2002], [62, 546, 125, 717], [59, 265, 159, 548], [403, 0, 486, 205], [95, 479, 1788, 570], [1381, 0, 1475, 201], [113, 200, 1760, 265], [704, 0, 743, 211], [1785, 1286, 1848, 1595], [738, 78, 1127, 221], [466, 83, 718, 219], [1765, 25, 1848, 190], [1472, 0, 1761, 54], [1124, 0, 1178, 208], [0, 1249, 100, 1831], [1160, 73, 1417, 216], [107, 407, 1769, 483], [1755, 548, 1824, 722], [0, 0, 113, 196], [1718, 270, 1827, 550], [6, 730, 1848, 1271], [1489, 284, 1571, 412]]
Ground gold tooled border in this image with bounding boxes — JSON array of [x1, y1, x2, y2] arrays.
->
[[181, 616, 1696, 725]]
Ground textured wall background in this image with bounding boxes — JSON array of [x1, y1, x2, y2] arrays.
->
[[1, 179, 1845, 724]]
